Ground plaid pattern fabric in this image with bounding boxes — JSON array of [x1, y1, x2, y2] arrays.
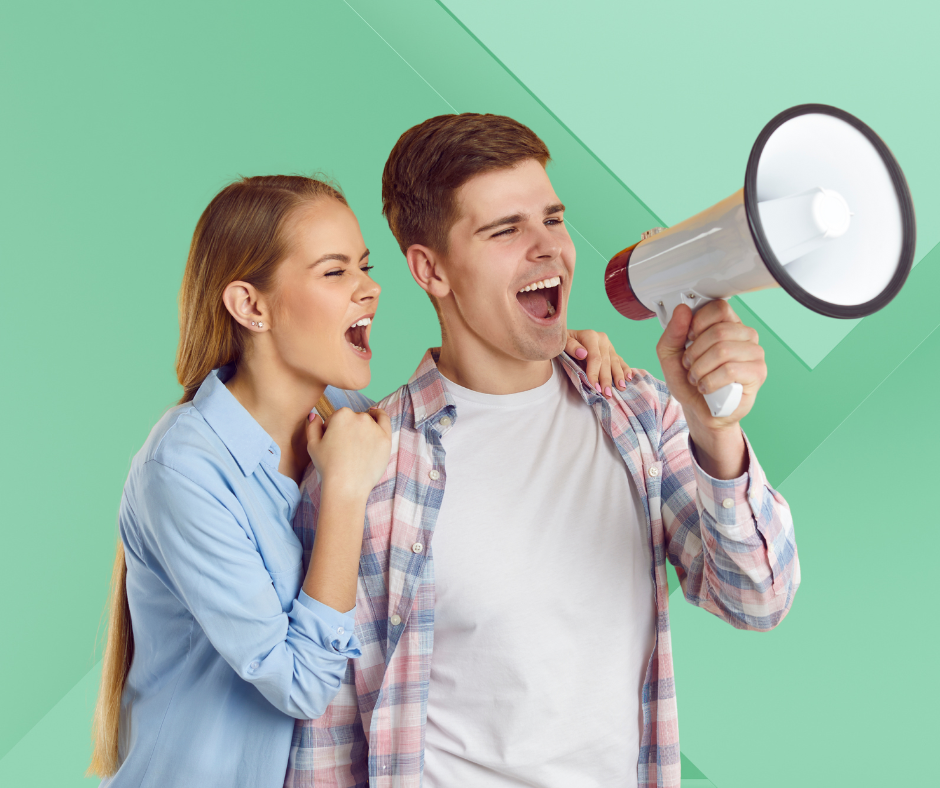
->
[[285, 350, 800, 788]]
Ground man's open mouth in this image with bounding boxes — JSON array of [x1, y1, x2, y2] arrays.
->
[[516, 276, 561, 321], [345, 316, 372, 355]]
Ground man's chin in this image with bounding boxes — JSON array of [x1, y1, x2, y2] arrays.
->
[[509, 322, 568, 361]]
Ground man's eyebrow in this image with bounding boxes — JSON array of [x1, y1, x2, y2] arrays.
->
[[311, 249, 370, 267], [474, 204, 566, 235], [474, 213, 526, 235]]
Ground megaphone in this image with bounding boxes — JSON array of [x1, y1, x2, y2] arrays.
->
[[605, 104, 916, 417]]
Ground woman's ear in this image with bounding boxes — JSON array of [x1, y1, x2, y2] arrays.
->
[[405, 245, 451, 300], [222, 281, 268, 331]]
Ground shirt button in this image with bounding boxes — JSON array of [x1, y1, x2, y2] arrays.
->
[[429, 469, 440, 481], [337, 627, 345, 636], [439, 416, 452, 427], [722, 498, 734, 509], [250, 661, 260, 670], [412, 542, 424, 554], [648, 466, 660, 477], [390, 614, 402, 626]]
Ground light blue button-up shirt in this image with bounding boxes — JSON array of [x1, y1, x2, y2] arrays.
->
[[104, 367, 364, 788]]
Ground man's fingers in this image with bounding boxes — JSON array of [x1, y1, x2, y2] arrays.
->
[[657, 304, 693, 356], [688, 299, 741, 342], [683, 324, 761, 377], [688, 342, 766, 391], [696, 359, 767, 397]]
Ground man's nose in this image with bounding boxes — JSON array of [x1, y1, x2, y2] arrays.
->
[[530, 224, 561, 260]]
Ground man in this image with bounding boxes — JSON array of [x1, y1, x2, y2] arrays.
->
[[285, 114, 799, 788]]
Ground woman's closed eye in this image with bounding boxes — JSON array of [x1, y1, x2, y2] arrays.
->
[[325, 265, 374, 277]]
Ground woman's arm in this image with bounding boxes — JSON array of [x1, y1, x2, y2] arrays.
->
[[565, 328, 633, 398], [133, 460, 359, 720], [302, 406, 392, 613]]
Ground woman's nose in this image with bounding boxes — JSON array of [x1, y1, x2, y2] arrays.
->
[[356, 272, 380, 301]]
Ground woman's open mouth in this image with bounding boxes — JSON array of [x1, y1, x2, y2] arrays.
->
[[345, 316, 373, 358], [516, 276, 562, 323]]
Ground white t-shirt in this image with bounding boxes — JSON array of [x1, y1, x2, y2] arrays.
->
[[423, 360, 656, 788]]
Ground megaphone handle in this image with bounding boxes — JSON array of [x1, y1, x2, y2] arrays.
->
[[657, 289, 745, 419], [704, 382, 743, 418]]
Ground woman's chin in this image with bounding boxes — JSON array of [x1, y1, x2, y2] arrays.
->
[[333, 367, 371, 393]]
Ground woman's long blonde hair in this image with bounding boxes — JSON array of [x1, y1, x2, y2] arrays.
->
[[88, 175, 346, 777]]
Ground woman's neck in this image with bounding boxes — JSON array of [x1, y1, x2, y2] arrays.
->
[[224, 358, 324, 485]]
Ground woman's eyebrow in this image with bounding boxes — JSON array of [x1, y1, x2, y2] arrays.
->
[[312, 249, 370, 267]]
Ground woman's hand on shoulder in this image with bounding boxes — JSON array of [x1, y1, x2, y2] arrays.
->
[[305, 406, 392, 499], [565, 329, 633, 399]]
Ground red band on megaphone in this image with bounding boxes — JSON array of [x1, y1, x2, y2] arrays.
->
[[605, 243, 656, 321]]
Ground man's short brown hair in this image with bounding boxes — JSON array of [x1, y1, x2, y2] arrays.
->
[[381, 113, 551, 255]]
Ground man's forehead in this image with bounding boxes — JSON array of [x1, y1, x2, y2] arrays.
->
[[454, 161, 559, 223]]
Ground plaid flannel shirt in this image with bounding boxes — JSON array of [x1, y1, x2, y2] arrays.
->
[[285, 349, 800, 788]]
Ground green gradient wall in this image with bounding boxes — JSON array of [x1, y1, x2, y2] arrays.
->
[[1, 2, 936, 786]]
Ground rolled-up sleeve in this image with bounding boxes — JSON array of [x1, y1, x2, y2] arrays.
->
[[134, 458, 361, 720], [660, 396, 800, 631]]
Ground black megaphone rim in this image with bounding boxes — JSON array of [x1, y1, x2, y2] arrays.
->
[[743, 103, 916, 319]]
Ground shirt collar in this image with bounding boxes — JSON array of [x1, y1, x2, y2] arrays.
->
[[406, 348, 602, 429], [555, 351, 606, 403], [406, 349, 455, 429], [192, 364, 278, 477]]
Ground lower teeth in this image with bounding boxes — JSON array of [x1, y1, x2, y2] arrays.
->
[[546, 302, 556, 316], [350, 344, 366, 353]]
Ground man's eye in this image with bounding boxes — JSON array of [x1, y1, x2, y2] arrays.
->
[[492, 227, 515, 237], [546, 217, 564, 226]]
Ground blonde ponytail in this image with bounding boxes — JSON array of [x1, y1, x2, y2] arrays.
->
[[87, 542, 133, 776]]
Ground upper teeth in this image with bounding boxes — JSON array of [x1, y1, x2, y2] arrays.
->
[[350, 317, 372, 328], [518, 276, 561, 293]]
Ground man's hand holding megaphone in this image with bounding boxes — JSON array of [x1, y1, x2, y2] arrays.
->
[[657, 300, 765, 480]]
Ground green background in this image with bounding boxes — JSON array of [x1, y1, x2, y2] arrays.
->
[[1, 1, 936, 785]]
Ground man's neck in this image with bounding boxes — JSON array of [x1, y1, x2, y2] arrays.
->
[[436, 337, 554, 395]]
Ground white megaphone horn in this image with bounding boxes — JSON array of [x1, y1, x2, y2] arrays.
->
[[605, 104, 916, 418]]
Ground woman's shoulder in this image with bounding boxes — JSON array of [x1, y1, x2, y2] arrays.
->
[[129, 402, 233, 487]]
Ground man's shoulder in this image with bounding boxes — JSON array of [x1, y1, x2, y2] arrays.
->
[[606, 367, 682, 441], [618, 368, 671, 411]]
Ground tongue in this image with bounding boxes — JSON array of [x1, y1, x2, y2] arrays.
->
[[346, 325, 368, 349], [516, 289, 554, 319]]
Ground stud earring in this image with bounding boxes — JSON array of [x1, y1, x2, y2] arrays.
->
[[251, 321, 256, 326], [258, 322, 264, 328]]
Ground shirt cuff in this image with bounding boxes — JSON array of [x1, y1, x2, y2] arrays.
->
[[689, 430, 766, 540], [292, 590, 360, 656]]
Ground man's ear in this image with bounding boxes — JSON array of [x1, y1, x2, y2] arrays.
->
[[405, 244, 451, 300], [222, 280, 269, 331]]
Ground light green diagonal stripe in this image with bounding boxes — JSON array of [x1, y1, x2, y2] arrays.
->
[[438, 0, 938, 368]]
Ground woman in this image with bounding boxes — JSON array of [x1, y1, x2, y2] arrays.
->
[[89, 174, 631, 787]]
